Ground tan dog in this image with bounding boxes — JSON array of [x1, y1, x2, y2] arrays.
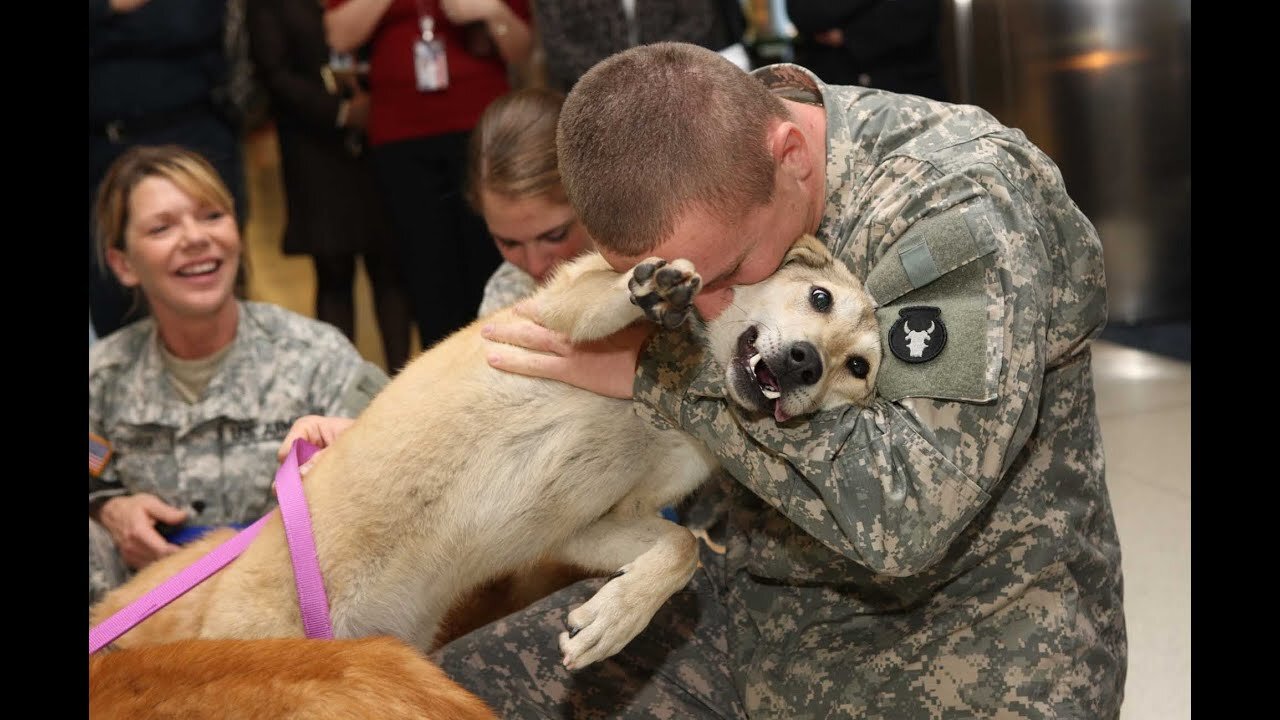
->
[[88, 636, 497, 719], [90, 234, 880, 671]]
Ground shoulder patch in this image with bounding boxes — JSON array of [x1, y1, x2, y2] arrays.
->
[[874, 256, 1002, 404], [89, 432, 113, 477], [888, 307, 948, 363]]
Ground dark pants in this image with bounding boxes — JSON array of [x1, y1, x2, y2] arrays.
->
[[88, 111, 246, 338], [313, 251, 412, 373], [431, 543, 747, 719], [371, 132, 501, 351]]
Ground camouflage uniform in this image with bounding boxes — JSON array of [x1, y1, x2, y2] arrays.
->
[[435, 64, 1126, 718], [88, 301, 388, 605], [479, 260, 539, 317]]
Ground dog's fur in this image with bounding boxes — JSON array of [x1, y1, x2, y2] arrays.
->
[[90, 234, 880, 672], [88, 636, 497, 719]]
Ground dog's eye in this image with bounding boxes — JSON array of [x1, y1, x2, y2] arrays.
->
[[809, 286, 832, 313], [846, 356, 870, 379]]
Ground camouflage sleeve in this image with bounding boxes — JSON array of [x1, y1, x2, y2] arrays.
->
[[88, 369, 128, 506], [636, 163, 1054, 577]]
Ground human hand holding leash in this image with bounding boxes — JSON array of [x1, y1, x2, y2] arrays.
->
[[482, 300, 651, 400], [277, 415, 356, 474], [97, 493, 186, 570]]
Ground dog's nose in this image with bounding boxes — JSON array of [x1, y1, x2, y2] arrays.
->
[[781, 341, 823, 386]]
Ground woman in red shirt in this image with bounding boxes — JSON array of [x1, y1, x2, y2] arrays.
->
[[325, 0, 533, 350]]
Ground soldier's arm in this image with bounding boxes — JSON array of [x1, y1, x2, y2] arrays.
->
[[637, 165, 1068, 576], [89, 368, 129, 514]]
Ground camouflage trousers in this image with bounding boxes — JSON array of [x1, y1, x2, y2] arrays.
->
[[431, 541, 747, 720], [89, 518, 130, 608]]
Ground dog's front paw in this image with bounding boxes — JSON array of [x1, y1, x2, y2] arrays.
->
[[627, 258, 701, 329]]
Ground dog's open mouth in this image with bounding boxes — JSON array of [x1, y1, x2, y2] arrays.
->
[[733, 326, 792, 422]]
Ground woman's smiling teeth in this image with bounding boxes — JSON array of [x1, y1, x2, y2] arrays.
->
[[177, 260, 220, 277]]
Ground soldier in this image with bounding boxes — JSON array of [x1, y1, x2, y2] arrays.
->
[[88, 145, 387, 607], [445, 42, 1127, 718]]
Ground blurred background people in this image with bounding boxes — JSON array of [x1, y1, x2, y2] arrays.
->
[[247, 0, 413, 373], [533, 0, 748, 94], [88, 145, 387, 606], [323, 0, 534, 351], [785, 0, 948, 100], [90, 0, 251, 338]]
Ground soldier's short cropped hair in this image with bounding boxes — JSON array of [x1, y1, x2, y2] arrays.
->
[[557, 42, 789, 256]]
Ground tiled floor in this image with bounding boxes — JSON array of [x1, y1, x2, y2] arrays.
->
[[242, 129, 1191, 720], [1092, 343, 1191, 720]]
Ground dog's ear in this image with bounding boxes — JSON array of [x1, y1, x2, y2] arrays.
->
[[781, 234, 834, 270]]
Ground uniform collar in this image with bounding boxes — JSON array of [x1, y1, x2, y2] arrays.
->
[[750, 62, 874, 281], [114, 301, 265, 433]]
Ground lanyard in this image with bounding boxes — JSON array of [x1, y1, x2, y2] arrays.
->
[[414, 0, 440, 39]]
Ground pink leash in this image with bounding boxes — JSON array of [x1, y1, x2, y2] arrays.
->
[[88, 438, 333, 654]]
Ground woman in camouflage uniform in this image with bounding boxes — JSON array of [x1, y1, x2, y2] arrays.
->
[[88, 145, 388, 606]]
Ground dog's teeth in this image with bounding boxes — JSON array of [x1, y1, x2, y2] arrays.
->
[[748, 353, 762, 371], [760, 387, 781, 400]]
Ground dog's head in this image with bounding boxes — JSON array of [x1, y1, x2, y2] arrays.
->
[[706, 235, 880, 422]]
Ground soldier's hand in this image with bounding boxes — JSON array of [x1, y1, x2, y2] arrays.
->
[[277, 415, 356, 473], [98, 493, 186, 570], [480, 300, 650, 400]]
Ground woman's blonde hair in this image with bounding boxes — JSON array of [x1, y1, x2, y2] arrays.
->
[[465, 87, 567, 214], [93, 144, 237, 271]]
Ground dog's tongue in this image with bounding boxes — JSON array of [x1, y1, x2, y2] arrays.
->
[[773, 401, 791, 423]]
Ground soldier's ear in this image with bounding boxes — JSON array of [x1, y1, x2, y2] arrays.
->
[[781, 234, 833, 271]]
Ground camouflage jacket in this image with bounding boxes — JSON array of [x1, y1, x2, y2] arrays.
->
[[478, 260, 538, 318], [634, 65, 1126, 718], [88, 301, 388, 526]]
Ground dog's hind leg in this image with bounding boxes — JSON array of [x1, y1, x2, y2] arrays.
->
[[549, 512, 700, 670]]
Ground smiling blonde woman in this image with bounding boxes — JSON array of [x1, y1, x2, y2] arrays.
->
[[88, 144, 389, 606]]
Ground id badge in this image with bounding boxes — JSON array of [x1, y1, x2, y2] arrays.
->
[[329, 50, 354, 72], [413, 17, 449, 92]]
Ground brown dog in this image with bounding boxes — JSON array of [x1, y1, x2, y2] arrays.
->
[[88, 636, 497, 719]]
